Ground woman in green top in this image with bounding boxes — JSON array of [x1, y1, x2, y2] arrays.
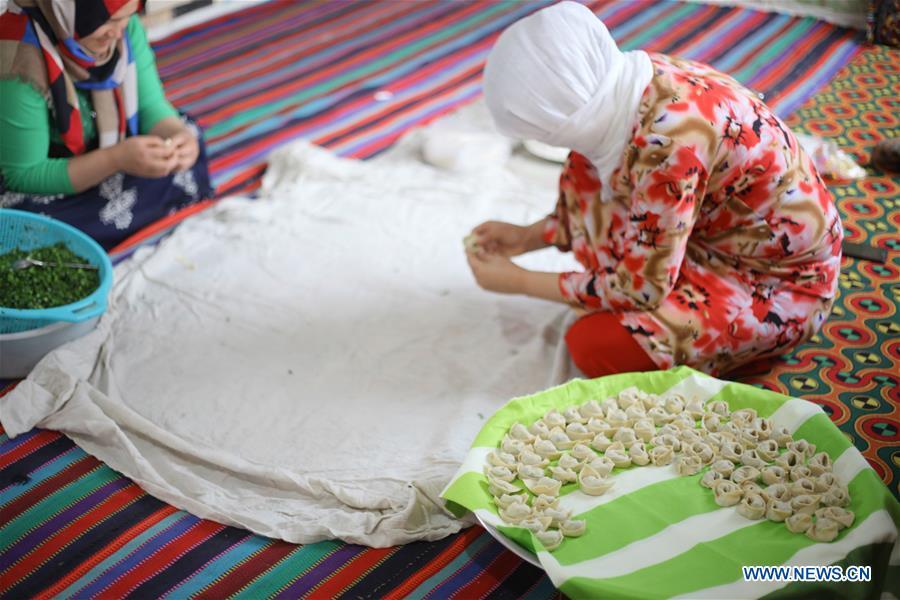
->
[[0, 0, 211, 249]]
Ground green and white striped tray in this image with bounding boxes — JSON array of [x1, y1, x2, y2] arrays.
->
[[441, 367, 899, 599]]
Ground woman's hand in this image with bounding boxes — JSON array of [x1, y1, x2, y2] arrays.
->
[[465, 248, 526, 294], [114, 135, 178, 178], [471, 219, 546, 257], [168, 129, 199, 172]]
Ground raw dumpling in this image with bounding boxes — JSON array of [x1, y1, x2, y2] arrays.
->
[[587, 417, 612, 435], [525, 476, 563, 496], [791, 478, 817, 497], [487, 450, 518, 469], [634, 419, 656, 443], [549, 466, 578, 483], [775, 450, 803, 469], [711, 459, 735, 478], [590, 433, 614, 452], [518, 464, 546, 480], [529, 420, 551, 438], [790, 494, 820, 515], [701, 413, 721, 432], [785, 512, 812, 533], [821, 486, 850, 508], [587, 456, 615, 477], [789, 465, 812, 482], [771, 426, 793, 447], [566, 422, 594, 441], [606, 447, 632, 469], [713, 480, 743, 507], [731, 408, 758, 427], [485, 465, 516, 482], [708, 400, 730, 417], [765, 483, 792, 503], [815, 507, 854, 529], [806, 517, 839, 542], [701, 470, 724, 489], [543, 506, 572, 525], [814, 472, 838, 493], [761, 465, 787, 486], [756, 440, 780, 462], [648, 406, 672, 426], [679, 429, 703, 445], [787, 439, 816, 459], [519, 450, 548, 467], [606, 408, 629, 429], [751, 417, 773, 440], [766, 499, 793, 522], [488, 478, 521, 497], [579, 400, 605, 419], [721, 441, 743, 463], [519, 515, 553, 533], [650, 445, 674, 467], [613, 427, 638, 445], [543, 410, 567, 429], [532, 494, 559, 512], [560, 519, 587, 537], [495, 493, 527, 509], [684, 399, 706, 420], [737, 493, 767, 520], [674, 454, 703, 476], [625, 404, 647, 422], [563, 406, 586, 424], [535, 439, 562, 460], [663, 395, 685, 415], [807, 452, 833, 476], [501, 436, 526, 456], [651, 434, 681, 452], [510, 423, 536, 443], [558, 453, 582, 472], [731, 466, 761, 485], [579, 465, 614, 496], [740, 429, 761, 448], [571, 443, 595, 462], [548, 428, 575, 451], [535, 529, 564, 551], [671, 413, 696, 430], [499, 501, 532, 523], [629, 443, 650, 466], [740, 449, 767, 469], [689, 442, 715, 464]]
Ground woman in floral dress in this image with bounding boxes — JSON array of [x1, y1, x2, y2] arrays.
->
[[466, 1, 842, 377]]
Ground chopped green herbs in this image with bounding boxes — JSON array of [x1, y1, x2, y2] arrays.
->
[[0, 243, 100, 309]]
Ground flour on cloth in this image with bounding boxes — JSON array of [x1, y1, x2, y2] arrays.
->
[[0, 134, 581, 546]]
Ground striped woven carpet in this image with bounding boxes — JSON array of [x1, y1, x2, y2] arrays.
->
[[1, 1, 877, 597]]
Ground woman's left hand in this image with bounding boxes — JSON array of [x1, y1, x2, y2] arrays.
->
[[168, 129, 199, 172], [465, 249, 526, 294]]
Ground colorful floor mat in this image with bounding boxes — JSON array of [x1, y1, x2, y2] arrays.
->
[[2, 1, 891, 597]]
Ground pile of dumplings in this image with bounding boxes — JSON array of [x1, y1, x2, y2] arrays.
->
[[484, 386, 854, 551]]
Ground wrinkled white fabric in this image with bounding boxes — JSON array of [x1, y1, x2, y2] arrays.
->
[[0, 135, 582, 547], [483, 0, 653, 201]]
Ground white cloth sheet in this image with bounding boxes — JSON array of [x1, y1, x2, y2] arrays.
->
[[0, 118, 582, 546]]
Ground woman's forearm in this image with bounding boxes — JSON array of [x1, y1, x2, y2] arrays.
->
[[520, 270, 567, 304], [150, 116, 188, 140], [67, 147, 119, 193], [524, 217, 552, 252]]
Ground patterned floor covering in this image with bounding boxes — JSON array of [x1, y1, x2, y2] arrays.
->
[[1, 1, 896, 597]]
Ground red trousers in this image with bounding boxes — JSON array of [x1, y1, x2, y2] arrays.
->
[[565, 312, 658, 378]]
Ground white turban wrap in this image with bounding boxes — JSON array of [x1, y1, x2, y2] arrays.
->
[[483, 1, 654, 202]]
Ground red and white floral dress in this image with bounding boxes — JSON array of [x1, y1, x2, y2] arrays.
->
[[543, 54, 842, 376]]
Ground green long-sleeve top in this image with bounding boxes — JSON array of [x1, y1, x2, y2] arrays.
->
[[0, 15, 178, 195]]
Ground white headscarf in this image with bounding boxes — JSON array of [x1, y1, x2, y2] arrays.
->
[[483, 1, 654, 201]]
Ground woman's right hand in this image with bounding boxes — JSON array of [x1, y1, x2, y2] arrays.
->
[[471, 220, 545, 257], [113, 136, 178, 178]]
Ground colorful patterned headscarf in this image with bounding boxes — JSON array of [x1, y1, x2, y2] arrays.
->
[[0, 0, 139, 156]]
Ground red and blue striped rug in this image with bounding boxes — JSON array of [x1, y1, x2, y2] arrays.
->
[[1, 1, 870, 596]]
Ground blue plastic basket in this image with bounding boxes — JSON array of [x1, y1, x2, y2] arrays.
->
[[0, 209, 113, 334]]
